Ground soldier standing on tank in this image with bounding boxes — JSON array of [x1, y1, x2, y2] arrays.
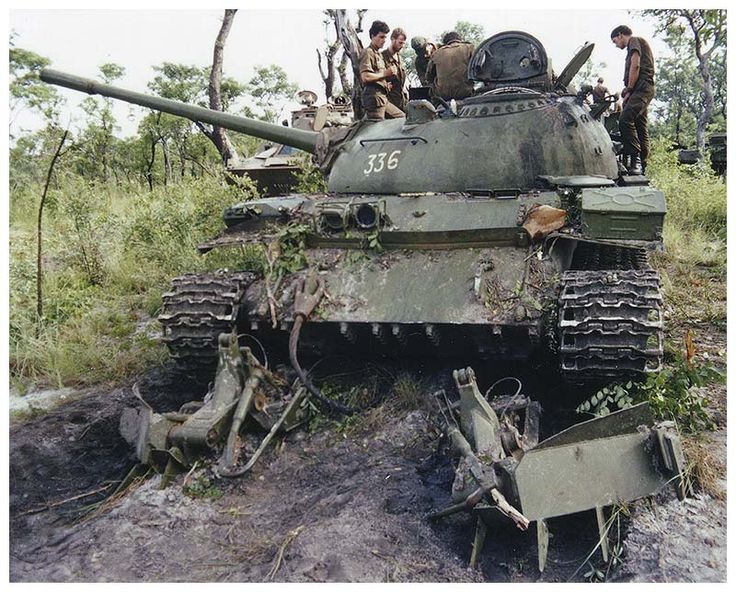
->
[[426, 32, 474, 102], [611, 25, 655, 175], [382, 28, 409, 113], [359, 20, 404, 120], [411, 37, 436, 86], [592, 77, 608, 103]]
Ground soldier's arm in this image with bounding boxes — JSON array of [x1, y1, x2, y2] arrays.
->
[[426, 59, 437, 84], [626, 51, 641, 92], [360, 51, 396, 84], [361, 68, 396, 84], [465, 45, 474, 83], [623, 38, 642, 98]]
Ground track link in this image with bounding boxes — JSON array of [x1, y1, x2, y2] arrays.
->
[[159, 271, 255, 370], [558, 269, 663, 380]]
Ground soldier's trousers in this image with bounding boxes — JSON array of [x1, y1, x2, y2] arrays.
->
[[620, 84, 654, 164], [362, 89, 405, 120]]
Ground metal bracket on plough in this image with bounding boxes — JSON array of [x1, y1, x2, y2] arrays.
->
[[430, 367, 689, 572], [120, 332, 311, 487]]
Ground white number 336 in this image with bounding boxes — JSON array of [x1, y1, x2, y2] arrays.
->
[[363, 150, 401, 175]]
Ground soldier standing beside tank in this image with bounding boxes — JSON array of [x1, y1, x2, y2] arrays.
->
[[411, 37, 436, 86], [592, 77, 608, 103], [426, 32, 475, 102], [359, 20, 404, 120], [611, 25, 655, 175], [382, 28, 409, 113]]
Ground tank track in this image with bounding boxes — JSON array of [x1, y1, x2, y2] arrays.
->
[[558, 269, 663, 381], [159, 271, 255, 371]]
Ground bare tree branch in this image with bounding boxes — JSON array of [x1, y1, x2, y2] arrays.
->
[[208, 9, 240, 164], [36, 128, 69, 334]]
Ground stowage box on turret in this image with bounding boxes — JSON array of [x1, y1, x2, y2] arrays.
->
[[41, 31, 666, 382]]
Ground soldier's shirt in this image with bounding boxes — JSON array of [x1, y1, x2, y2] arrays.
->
[[592, 84, 608, 102], [415, 54, 431, 86], [381, 48, 407, 110], [625, 37, 655, 90], [359, 45, 390, 94], [427, 40, 474, 100]]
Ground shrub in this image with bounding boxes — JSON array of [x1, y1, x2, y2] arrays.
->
[[9, 174, 255, 390], [647, 140, 726, 238]]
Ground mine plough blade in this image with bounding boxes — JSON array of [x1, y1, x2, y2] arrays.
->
[[432, 367, 688, 572], [120, 333, 311, 487]]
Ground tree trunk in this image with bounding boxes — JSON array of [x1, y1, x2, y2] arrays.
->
[[695, 61, 713, 152], [162, 138, 171, 186], [208, 9, 240, 165], [36, 129, 68, 334], [334, 10, 365, 119], [684, 10, 718, 153], [338, 51, 352, 96], [144, 128, 157, 191], [317, 11, 341, 102], [674, 103, 682, 146]]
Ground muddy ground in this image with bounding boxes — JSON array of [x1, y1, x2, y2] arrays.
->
[[9, 347, 727, 583]]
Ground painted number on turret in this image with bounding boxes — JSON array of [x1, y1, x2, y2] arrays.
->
[[363, 150, 401, 175]]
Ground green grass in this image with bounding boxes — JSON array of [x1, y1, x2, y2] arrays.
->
[[647, 139, 726, 240], [645, 141, 727, 337], [10, 174, 257, 391]]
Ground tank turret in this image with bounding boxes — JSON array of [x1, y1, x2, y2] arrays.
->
[[42, 49, 618, 195]]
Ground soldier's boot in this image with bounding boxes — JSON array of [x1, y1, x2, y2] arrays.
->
[[627, 153, 643, 175]]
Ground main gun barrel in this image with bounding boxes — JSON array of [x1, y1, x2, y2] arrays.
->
[[40, 69, 321, 154]]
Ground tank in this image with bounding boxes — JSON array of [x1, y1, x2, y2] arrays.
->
[[40, 31, 666, 382], [226, 90, 353, 196]]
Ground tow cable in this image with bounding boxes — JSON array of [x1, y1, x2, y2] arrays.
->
[[289, 275, 356, 416]]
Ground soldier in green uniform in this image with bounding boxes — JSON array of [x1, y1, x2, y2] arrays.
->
[[411, 36, 436, 86], [611, 25, 655, 175], [359, 20, 404, 120], [426, 32, 474, 102], [382, 27, 408, 113]]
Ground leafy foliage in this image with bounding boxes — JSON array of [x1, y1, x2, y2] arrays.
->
[[639, 354, 722, 433], [292, 156, 327, 194], [245, 65, 298, 123], [571, 59, 607, 93], [647, 139, 726, 239], [576, 382, 635, 417], [642, 9, 727, 149], [442, 21, 485, 46], [9, 33, 63, 126], [271, 223, 312, 275], [576, 353, 723, 433], [183, 475, 224, 500]]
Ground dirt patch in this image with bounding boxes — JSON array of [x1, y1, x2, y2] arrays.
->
[[9, 361, 727, 583], [616, 430, 727, 582]]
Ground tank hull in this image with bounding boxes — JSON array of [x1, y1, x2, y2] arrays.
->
[[162, 188, 663, 380]]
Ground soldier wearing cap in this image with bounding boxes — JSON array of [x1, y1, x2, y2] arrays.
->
[[611, 25, 655, 175], [426, 31, 474, 101], [411, 36, 436, 86], [359, 20, 404, 120]]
